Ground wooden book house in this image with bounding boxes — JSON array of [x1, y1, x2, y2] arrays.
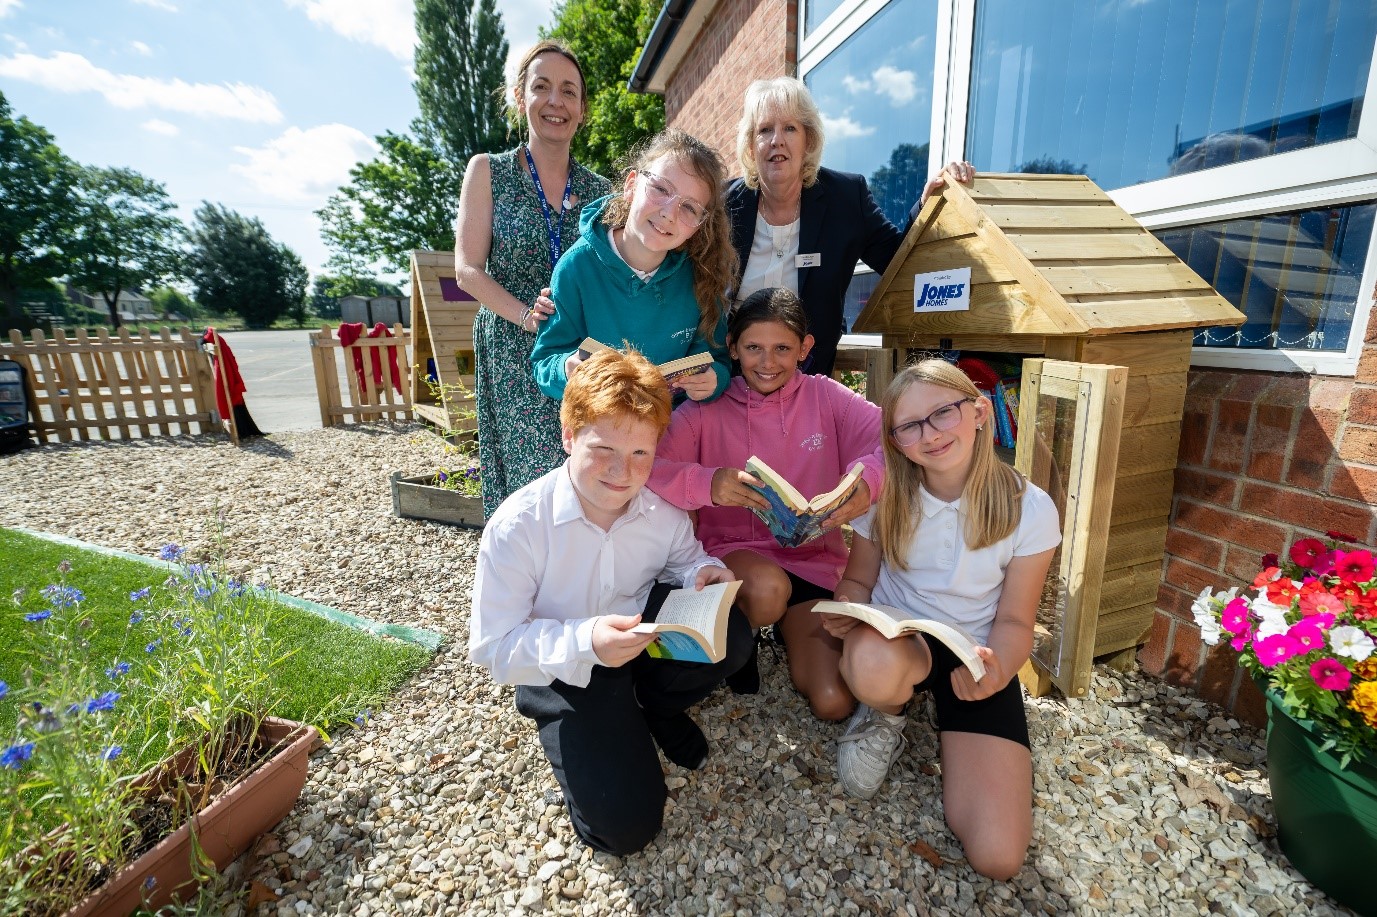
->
[[854, 173, 1245, 698], [409, 250, 479, 433]]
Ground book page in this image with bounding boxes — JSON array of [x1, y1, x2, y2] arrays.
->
[[659, 352, 713, 380], [813, 601, 986, 680], [745, 455, 809, 510], [807, 464, 863, 513], [632, 580, 740, 647]]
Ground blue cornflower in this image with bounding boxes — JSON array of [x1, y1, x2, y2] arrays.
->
[[437, 470, 449, 483], [143, 876, 157, 891], [24, 610, 53, 623], [178, 622, 193, 637], [129, 611, 144, 625], [42, 585, 84, 607], [0, 681, 6, 700], [105, 661, 131, 679], [228, 579, 247, 597], [193, 584, 213, 600], [129, 587, 152, 602], [353, 709, 372, 726], [102, 746, 123, 761], [465, 467, 480, 479], [186, 563, 208, 578], [158, 544, 184, 562], [0, 743, 35, 769], [85, 691, 120, 714], [145, 639, 162, 653]]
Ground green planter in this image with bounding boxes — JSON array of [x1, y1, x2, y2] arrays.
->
[[1260, 683, 1377, 914]]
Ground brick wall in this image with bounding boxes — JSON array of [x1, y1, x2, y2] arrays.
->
[[1142, 309, 1377, 725], [663, 0, 796, 175]]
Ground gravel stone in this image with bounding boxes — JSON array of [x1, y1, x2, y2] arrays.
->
[[0, 425, 1359, 916]]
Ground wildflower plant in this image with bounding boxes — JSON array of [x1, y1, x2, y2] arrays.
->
[[411, 367, 481, 498], [1193, 531, 1377, 767]]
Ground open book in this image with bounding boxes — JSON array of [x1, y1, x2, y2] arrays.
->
[[744, 456, 864, 548], [632, 580, 742, 664], [577, 337, 714, 382], [812, 601, 987, 681]]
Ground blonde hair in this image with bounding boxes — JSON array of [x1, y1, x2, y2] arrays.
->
[[736, 77, 826, 190], [602, 129, 737, 345], [505, 40, 587, 132], [560, 348, 672, 439], [873, 359, 1026, 569]]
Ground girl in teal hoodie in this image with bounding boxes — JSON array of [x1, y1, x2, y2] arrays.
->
[[532, 129, 737, 403]]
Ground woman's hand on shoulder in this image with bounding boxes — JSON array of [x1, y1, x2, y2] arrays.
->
[[525, 288, 557, 331], [710, 468, 769, 510], [950, 645, 1005, 702]]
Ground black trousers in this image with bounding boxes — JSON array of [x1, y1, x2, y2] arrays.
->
[[515, 584, 753, 856]]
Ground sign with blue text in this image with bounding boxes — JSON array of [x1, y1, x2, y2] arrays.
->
[[912, 267, 971, 313]]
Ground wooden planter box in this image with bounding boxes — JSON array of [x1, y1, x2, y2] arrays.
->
[[391, 470, 485, 529]]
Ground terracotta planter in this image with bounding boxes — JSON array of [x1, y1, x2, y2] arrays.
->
[[391, 470, 485, 529], [66, 716, 317, 916]]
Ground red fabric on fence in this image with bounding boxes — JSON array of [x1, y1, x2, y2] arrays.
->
[[338, 322, 402, 395], [201, 328, 245, 417]]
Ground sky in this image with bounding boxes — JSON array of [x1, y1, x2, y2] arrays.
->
[[0, 0, 561, 285]]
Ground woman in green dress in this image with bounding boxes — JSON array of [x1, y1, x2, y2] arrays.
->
[[455, 40, 611, 517]]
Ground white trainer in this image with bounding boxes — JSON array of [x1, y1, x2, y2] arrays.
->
[[837, 704, 908, 799]]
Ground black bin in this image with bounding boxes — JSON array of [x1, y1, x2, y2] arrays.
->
[[0, 358, 33, 454]]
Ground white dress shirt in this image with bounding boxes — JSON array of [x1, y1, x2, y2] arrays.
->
[[736, 213, 800, 303], [469, 463, 725, 687], [850, 483, 1061, 645]]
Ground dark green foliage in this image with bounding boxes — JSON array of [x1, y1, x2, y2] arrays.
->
[[543, 0, 665, 179], [186, 203, 307, 329], [1016, 156, 1087, 175], [868, 142, 929, 229], [413, 0, 509, 167]]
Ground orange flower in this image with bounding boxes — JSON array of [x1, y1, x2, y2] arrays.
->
[[1355, 658, 1377, 681], [1350, 682, 1377, 731], [1265, 577, 1299, 605]]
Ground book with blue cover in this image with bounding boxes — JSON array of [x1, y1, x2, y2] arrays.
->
[[743, 456, 864, 548], [632, 580, 742, 663]]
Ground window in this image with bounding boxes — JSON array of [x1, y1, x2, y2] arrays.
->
[[804, 0, 848, 37], [964, 0, 1377, 191], [804, 0, 940, 228], [1155, 202, 1376, 353]]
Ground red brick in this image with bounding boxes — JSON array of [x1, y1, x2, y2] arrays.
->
[[1137, 609, 1172, 676], [1223, 545, 1265, 583], [1156, 582, 1195, 621], [1358, 346, 1377, 385], [1245, 401, 1294, 482], [1163, 556, 1219, 598], [1238, 482, 1377, 540], [1172, 500, 1286, 553], [1185, 369, 1235, 400], [1231, 673, 1268, 728], [1347, 386, 1377, 426], [1340, 425, 1377, 465], [1207, 400, 1252, 473], [1164, 619, 1204, 688], [1286, 411, 1339, 489], [1177, 409, 1210, 464], [1327, 463, 1377, 504], [1199, 641, 1242, 708], [1165, 527, 1223, 569], [1172, 467, 1239, 507], [1225, 373, 1273, 402], [1309, 378, 1353, 415]]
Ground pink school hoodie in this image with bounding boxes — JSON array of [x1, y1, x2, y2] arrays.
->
[[647, 372, 885, 590]]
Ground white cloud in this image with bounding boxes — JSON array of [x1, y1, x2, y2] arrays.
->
[[131, 0, 178, 11], [0, 1, 20, 20], [871, 66, 917, 106], [230, 123, 378, 202], [129, 40, 152, 56], [842, 74, 870, 95], [284, 0, 415, 61], [141, 118, 178, 135], [821, 111, 874, 140], [0, 51, 282, 122]]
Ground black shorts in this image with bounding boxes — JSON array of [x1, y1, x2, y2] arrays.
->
[[785, 570, 832, 606], [913, 635, 1030, 749]]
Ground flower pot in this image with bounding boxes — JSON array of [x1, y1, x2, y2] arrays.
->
[[66, 716, 317, 916], [1260, 683, 1377, 914], [390, 470, 485, 529]]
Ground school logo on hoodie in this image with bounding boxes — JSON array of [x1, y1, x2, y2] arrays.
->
[[800, 432, 826, 452], [671, 326, 696, 342]]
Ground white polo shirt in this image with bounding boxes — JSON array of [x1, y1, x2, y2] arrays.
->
[[469, 463, 725, 687], [850, 482, 1061, 645]]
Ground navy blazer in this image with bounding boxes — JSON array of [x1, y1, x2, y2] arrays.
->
[[727, 167, 903, 377]]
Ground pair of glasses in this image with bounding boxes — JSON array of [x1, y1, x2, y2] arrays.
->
[[889, 398, 974, 447], [638, 171, 708, 227]]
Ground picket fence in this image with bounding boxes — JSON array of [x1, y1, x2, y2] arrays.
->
[[308, 324, 413, 426]]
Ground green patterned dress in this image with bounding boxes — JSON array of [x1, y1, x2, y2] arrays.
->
[[474, 149, 610, 517]]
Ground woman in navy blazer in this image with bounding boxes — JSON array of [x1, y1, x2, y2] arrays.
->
[[726, 77, 973, 378]]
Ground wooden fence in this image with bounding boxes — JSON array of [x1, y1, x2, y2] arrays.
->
[[1, 328, 222, 443], [309, 325, 413, 426]]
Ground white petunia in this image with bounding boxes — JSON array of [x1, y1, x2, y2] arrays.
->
[[1329, 625, 1376, 662], [1190, 586, 1215, 629], [1199, 617, 1222, 646], [1252, 596, 1291, 640]]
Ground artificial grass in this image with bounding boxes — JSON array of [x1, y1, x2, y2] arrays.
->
[[0, 527, 432, 769]]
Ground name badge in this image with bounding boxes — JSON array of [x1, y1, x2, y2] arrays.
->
[[796, 253, 821, 268]]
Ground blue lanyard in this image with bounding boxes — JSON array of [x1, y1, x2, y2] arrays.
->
[[524, 145, 574, 270]]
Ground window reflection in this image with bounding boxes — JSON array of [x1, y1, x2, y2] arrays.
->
[[966, 0, 1377, 190], [805, 0, 939, 228], [805, 0, 847, 36], [1155, 202, 1376, 352]]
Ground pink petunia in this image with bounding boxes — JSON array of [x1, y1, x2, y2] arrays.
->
[[1333, 549, 1375, 584], [1289, 538, 1327, 570], [1221, 598, 1252, 635], [1255, 633, 1302, 667], [1309, 658, 1352, 691], [1231, 630, 1253, 652], [1300, 590, 1344, 618], [1287, 619, 1325, 653]]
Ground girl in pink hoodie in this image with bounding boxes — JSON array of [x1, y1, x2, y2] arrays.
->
[[647, 288, 884, 718]]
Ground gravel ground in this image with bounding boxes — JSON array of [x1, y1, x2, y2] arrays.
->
[[0, 426, 1357, 916]]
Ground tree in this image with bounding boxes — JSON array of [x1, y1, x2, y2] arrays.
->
[[413, 0, 509, 168], [0, 92, 80, 326], [868, 143, 929, 229], [148, 285, 198, 322], [316, 132, 460, 276], [67, 166, 185, 329], [310, 274, 404, 320], [544, 0, 665, 178], [186, 203, 307, 329]]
